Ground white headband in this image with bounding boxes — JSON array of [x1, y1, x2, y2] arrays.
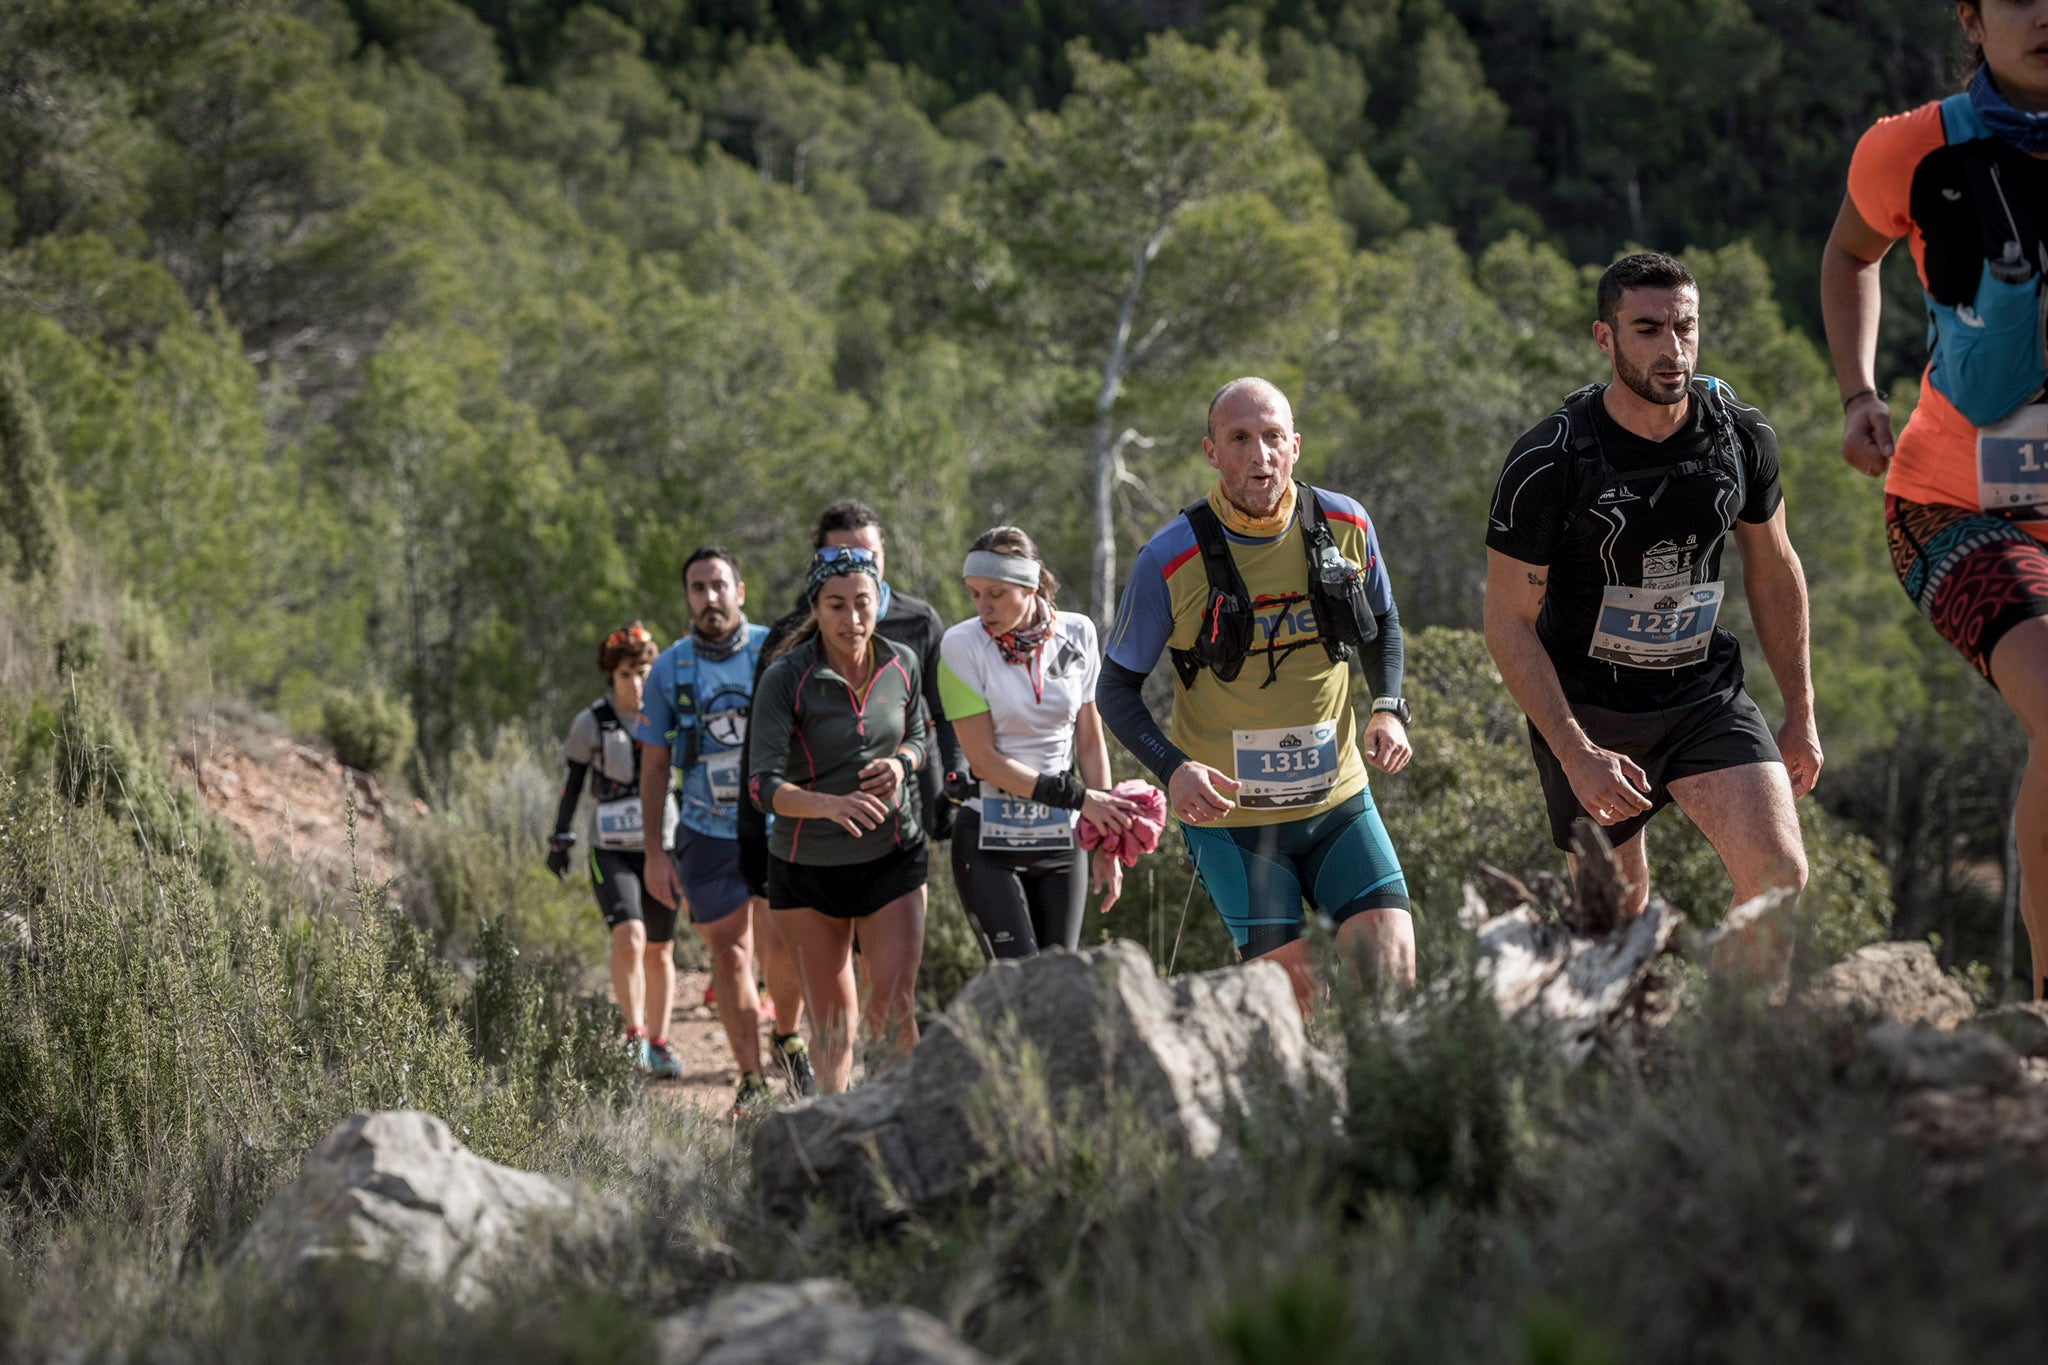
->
[[962, 550, 1041, 588]]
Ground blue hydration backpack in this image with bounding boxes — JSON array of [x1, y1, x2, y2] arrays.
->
[[1915, 95, 2048, 427]]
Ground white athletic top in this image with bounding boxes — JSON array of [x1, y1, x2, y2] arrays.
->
[[935, 610, 1099, 816]]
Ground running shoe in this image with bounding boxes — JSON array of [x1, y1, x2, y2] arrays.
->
[[625, 1033, 651, 1075], [772, 1031, 816, 1098], [731, 1071, 774, 1117], [647, 1040, 682, 1080]]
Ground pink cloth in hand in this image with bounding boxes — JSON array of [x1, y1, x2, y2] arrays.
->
[[1077, 779, 1167, 868]]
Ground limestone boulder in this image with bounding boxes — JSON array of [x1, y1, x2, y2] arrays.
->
[[1965, 1001, 2048, 1059], [228, 1110, 582, 1308], [655, 1280, 988, 1365], [1804, 941, 1976, 1031], [752, 940, 1334, 1229], [1850, 1022, 2026, 1094]]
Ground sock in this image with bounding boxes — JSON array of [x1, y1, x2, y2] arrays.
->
[[625, 1025, 645, 1041], [772, 1030, 797, 1049], [650, 1037, 668, 1050]]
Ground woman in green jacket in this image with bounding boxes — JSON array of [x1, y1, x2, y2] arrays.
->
[[748, 546, 929, 1093]]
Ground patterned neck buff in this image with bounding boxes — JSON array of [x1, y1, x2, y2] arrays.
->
[[989, 596, 1054, 667], [691, 616, 749, 661], [1972, 63, 2048, 154], [1207, 477, 1298, 538]]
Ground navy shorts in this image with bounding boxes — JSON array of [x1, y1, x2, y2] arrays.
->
[[1179, 791, 1409, 959], [672, 827, 752, 926]]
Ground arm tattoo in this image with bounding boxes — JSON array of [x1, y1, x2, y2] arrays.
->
[[1526, 572, 1547, 587]]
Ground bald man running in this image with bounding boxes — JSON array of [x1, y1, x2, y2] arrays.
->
[[1096, 377, 1415, 1008]]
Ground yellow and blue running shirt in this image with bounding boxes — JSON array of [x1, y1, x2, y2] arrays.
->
[[1104, 486, 1394, 830]]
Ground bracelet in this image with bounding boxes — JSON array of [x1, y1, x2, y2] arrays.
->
[[1841, 387, 1885, 410]]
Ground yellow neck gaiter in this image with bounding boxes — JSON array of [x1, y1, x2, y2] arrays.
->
[[1207, 478, 1298, 539]]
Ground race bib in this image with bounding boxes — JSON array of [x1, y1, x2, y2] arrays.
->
[[702, 748, 742, 806], [978, 782, 1075, 852], [594, 796, 644, 850], [1976, 404, 2048, 519], [1232, 722, 1340, 810], [1588, 582, 1724, 669]]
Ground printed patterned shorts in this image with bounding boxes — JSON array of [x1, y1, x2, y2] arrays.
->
[[1886, 496, 2048, 681]]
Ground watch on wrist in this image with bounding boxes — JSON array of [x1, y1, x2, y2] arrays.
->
[[1370, 696, 1412, 726]]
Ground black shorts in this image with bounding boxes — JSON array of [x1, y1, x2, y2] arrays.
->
[[1528, 686, 1780, 852], [590, 849, 678, 943], [768, 841, 929, 920]]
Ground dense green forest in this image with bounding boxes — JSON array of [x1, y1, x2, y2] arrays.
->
[[0, 0, 2021, 981]]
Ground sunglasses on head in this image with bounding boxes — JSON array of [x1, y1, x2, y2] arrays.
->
[[813, 545, 878, 566]]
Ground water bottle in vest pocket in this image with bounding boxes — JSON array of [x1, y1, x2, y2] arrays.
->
[[1928, 258, 2048, 428]]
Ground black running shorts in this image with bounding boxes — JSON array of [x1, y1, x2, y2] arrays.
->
[[1527, 685, 1780, 852], [590, 848, 678, 943], [767, 840, 929, 920]]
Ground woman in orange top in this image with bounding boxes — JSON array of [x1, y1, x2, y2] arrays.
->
[[1822, 0, 2048, 998]]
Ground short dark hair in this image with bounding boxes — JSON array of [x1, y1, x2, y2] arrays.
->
[[1596, 252, 1697, 329], [812, 499, 883, 549], [681, 545, 739, 582]]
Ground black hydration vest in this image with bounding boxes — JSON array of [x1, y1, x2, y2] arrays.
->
[[1553, 377, 1750, 540], [1168, 481, 1379, 689]]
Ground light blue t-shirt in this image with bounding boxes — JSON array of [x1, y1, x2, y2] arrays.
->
[[635, 621, 770, 842]]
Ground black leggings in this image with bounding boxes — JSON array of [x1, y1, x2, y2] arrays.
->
[[950, 807, 1087, 961]]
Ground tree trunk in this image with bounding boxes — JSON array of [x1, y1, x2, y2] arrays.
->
[[1088, 224, 1170, 625]]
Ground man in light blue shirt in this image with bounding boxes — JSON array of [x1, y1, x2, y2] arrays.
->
[[637, 546, 812, 1107]]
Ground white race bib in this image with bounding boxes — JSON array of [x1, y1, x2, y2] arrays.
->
[[1588, 582, 1724, 669], [594, 796, 644, 850], [978, 782, 1075, 852], [1232, 723, 1340, 810], [1976, 404, 2048, 519], [702, 748, 743, 806]]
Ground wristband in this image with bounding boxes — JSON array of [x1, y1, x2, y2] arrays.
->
[[895, 752, 915, 784], [1031, 770, 1088, 811], [1840, 387, 1885, 410]]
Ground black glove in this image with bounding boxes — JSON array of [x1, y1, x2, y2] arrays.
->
[[925, 791, 957, 843], [545, 831, 575, 880], [737, 833, 770, 898]]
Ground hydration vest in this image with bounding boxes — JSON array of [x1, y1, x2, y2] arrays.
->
[[585, 698, 640, 802], [1168, 481, 1380, 689], [1915, 94, 2048, 427], [665, 629, 766, 776], [1551, 377, 1751, 542]]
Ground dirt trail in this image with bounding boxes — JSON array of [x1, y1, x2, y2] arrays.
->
[[653, 966, 763, 1116]]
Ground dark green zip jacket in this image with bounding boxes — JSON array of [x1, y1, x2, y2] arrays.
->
[[746, 635, 928, 865]]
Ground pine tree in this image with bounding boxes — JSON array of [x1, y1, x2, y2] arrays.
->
[[0, 352, 66, 584]]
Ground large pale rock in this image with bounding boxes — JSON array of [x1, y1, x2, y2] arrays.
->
[[229, 1110, 578, 1307], [655, 1280, 988, 1365], [1803, 941, 1976, 1031], [752, 940, 1332, 1228]]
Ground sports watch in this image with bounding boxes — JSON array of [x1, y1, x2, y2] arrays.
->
[[1370, 696, 1412, 726]]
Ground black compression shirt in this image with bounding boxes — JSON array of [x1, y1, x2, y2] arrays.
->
[[1486, 383, 1782, 713]]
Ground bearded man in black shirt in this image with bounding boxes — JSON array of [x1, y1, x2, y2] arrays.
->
[[1483, 252, 1821, 962]]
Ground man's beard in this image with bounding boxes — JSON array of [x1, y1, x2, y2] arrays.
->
[[1614, 349, 1692, 406]]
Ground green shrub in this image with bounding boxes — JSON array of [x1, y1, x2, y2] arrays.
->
[[322, 685, 415, 775]]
